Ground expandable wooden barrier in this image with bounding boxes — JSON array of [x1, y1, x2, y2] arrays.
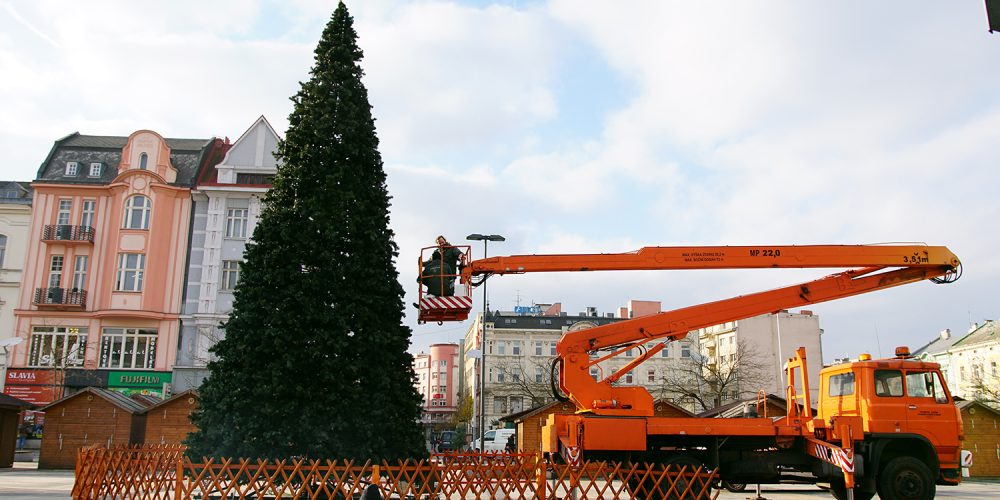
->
[[74, 445, 720, 499]]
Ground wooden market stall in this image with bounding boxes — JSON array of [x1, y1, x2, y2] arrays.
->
[[143, 390, 198, 445], [38, 387, 151, 469]]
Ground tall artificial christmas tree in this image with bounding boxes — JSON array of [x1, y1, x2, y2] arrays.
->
[[187, 2, 426, 460]]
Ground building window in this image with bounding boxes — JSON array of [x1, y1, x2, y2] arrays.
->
[[535, 366, 544, 383], [226, 208, 249, 238], [99, 327, 157, 369], [590, 367, 600, 380], [57, 199, 72, 225], [440, 360, 447, 368], [511, 341, 521, 356], [89, 163, 102, 177], [681, 344, 691, 358], [80, 200, 96, 228], [123, 195, 151, 230], [64, 162, 79, 176], [493, 396, 506, 414], [624, 371, 634, 385], [661, 346, 670, 357], [28, 326, 87, 367], [0, 234, 6, 267], [510, 396, 524, 414], [72, 255, 88, 291], [236, 173, 274, 185], [221, 260, 241, 291], [48, 255, 64, 288], [139, 153, 148, 170], [550, 342, 557, 356], [497, 341, 506, 355], [535, 341, 543, 356], [115, 253, 145, 291], [647, 368, 656, 383], [497, 367, 506, 382]]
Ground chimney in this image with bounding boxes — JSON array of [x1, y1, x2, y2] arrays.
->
[[970, 323, 979, 333], [940, 328, 951, 340]]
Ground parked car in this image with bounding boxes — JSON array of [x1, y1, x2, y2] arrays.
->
[[469, 428, 515, 452], [435, 430, 458, 453]]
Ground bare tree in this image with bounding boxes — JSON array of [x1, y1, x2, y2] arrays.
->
[[657, 340, 767, 413], [969, 371, 1000, 410], [493, 356, 558, 407]]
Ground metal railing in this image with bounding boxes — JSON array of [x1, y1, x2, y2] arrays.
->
[[42, 224, 95, 243], [33, 287, 87, 307]]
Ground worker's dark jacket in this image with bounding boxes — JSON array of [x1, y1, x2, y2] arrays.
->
[[420, 246, 462, 296]]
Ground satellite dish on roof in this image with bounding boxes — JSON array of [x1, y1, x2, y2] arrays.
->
[[0, 337, 24, 348]]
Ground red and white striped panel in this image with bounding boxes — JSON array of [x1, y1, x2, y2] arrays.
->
[[421, 295, 473, 310]]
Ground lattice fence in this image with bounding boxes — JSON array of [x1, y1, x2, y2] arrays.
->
[[74, 445, 719, 499]]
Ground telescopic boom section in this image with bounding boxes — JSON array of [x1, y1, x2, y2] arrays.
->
[[457, 245, 960, 416]]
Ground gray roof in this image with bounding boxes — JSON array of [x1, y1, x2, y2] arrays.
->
[[956, 400, 1000, 418], [0, 392, 34, 410], [34, 132, 213, 187], [40, 387, 151, 414], [0, 181, 32, 205], [951, 320, 999, 349], [913, 330, 967, 357], [144, 389, 198, 412], [696, 394, 803, 418]]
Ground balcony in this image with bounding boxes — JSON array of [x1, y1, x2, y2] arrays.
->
[[33, 287, 87, 308], [42, 225, 95, 244]]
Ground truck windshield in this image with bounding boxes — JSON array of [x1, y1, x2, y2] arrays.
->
[[905, 371, 949, 403], [874, 370, 903, 397]]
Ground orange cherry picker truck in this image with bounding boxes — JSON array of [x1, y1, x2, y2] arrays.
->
[[417, 244, 966, 500]]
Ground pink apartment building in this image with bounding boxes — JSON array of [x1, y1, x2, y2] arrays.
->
[[4, 131, 226, 405], [413, 343, 462, 429]]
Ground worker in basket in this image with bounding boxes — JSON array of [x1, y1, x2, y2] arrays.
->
[[419, 235, 463, 296]]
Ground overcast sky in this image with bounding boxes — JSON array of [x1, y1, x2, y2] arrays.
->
[[2, 1, 997, 361]]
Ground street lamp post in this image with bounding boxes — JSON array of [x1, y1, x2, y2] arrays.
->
[[467, 233, 504, 451]]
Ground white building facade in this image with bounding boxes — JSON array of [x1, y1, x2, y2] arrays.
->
[[696, 310, 824, 403], [173, 117, 279, 391], [946, 321, 999, 401], [0, 182, 32, 385]]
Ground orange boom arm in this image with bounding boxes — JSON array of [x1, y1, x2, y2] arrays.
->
[[455, 244, 960, 415]]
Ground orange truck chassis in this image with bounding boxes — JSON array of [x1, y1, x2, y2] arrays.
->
[[419, 244, 967, 499]]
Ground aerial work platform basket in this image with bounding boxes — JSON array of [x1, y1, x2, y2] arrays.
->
[[417, 244, 472, 324]]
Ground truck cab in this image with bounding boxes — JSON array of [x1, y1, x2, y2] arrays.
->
[[817, 347, 965, 496]]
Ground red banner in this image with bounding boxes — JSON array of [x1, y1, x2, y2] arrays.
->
[[4, 369, 57, 406]]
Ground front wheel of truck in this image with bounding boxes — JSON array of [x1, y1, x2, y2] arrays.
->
[[876, 456, 935, 500]]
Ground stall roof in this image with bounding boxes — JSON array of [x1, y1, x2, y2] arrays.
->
[[40, 387, 151, 414]]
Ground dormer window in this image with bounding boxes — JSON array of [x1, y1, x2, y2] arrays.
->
[[89, 163, 102, 177], [138, 153, 148, 170], [65, 162, 79, 176]]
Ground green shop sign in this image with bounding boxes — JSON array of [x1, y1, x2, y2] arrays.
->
[[108, 371, 172, 388]]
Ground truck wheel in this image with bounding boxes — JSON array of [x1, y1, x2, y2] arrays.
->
[[876, 456, 935, 500], [722, 480, 747, 492], [626, 455, 711, 500], [829, 477, 874, 500], [665, 455, 710, 500]]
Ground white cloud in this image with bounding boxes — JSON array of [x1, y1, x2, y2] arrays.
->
[[2, 1, 997, 359]]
